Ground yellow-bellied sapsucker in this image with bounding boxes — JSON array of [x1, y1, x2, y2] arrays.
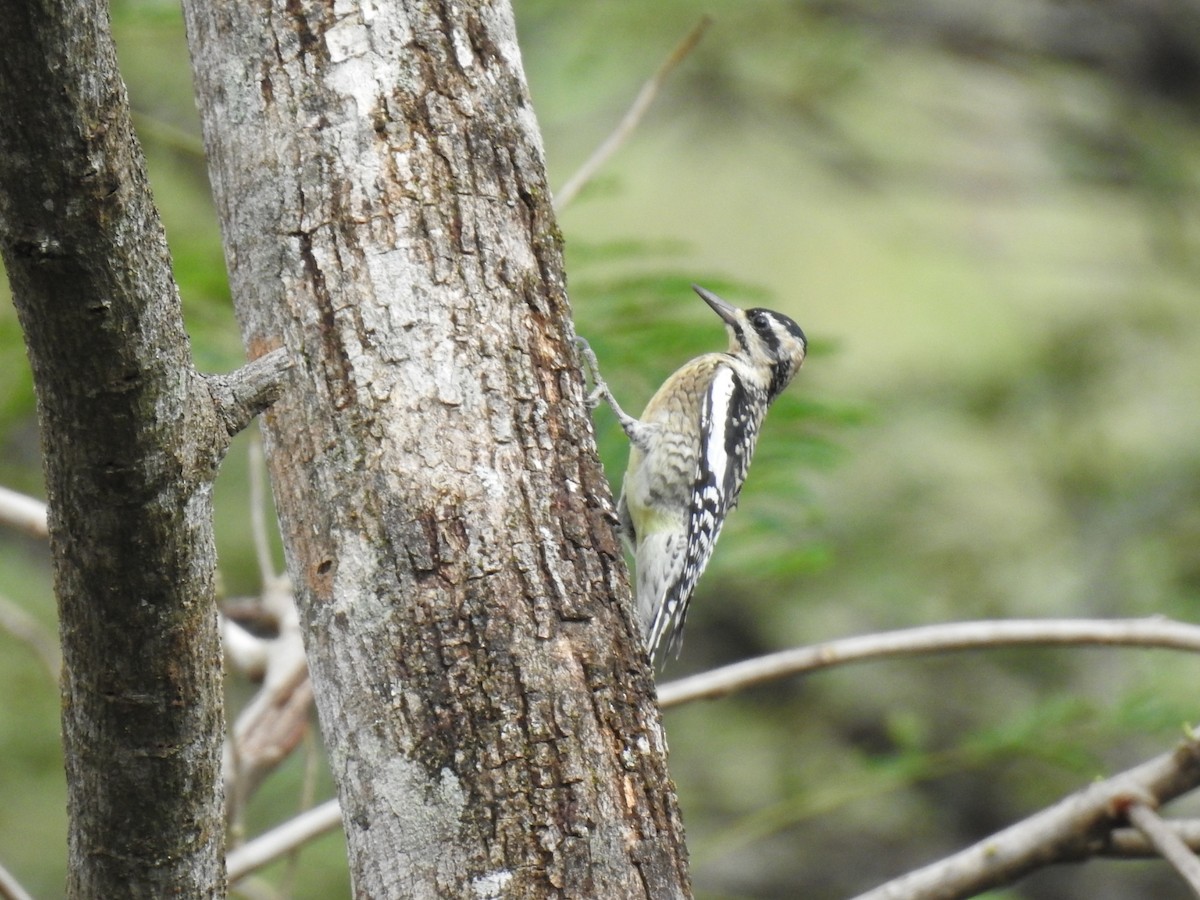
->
[[579, 284, 808, 664]]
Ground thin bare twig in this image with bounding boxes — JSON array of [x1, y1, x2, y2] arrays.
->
[[222, 622, 310, 819], [248, 435, 278, 584], [852, 731, 1200, 899], [0, 486, 48, 539], [658, 617, 1200, 708], [223, 431, 312, 825], [1104, 820, 1200, 857], [281, 731, 322, 895], [129, 110, 206, 158], [226, 799, 342, 883], [0, 858, 35, 900], [1127, 802, 1200, 896], [553, 16, 711, 211], [0, 594, 59, 681], [226, 700, 248, 849]]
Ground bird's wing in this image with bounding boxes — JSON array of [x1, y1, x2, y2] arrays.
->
[[647, 363, 757, 662]]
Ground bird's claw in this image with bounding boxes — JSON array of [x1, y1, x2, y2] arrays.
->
[[574, 335, 605, 409]]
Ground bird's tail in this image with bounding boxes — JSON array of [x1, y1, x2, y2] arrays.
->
[[636, 531, 688, 665]]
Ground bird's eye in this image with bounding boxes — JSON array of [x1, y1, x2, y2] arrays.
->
[[752, 312, 770, 329]]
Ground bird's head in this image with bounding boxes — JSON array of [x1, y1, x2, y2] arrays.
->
[[694, 284, 807, 397]]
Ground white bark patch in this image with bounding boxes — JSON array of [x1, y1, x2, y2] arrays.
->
[[343, 750, 470, 896], [471, 870, 513, 899], [332, 530, 380, 621], [450, 23, 476, 70]]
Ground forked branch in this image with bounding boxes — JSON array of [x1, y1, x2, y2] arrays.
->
[[852, 732, 1200, 899]]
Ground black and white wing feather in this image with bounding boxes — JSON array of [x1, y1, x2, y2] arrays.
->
[[646, 363, 761, 660]]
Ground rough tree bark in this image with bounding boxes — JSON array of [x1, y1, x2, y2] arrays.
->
[[183, 0, 691, 896], [0, 1, 287, 896]]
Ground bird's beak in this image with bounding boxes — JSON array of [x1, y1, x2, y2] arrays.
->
[[692, 284, 739, 326]]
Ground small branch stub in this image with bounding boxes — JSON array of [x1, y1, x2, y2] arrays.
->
[[204, 347, 293, 439]]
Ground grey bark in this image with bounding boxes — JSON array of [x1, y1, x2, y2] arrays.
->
[[182, 0, 691, 896], [0, 1, 288, 896]]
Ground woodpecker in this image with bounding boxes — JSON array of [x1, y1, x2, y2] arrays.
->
[[579, 284, 808, 664]]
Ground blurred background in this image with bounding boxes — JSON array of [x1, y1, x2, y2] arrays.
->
[[3, 1, 1200, 897]]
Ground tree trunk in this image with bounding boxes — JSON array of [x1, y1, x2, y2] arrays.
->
[[0, 1, 284, 896], [182, 0, 691, 896]]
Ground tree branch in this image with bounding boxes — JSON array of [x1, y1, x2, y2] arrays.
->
[[0, 594, 59, 681], [223, 593, 310, 824], [554, 16, 711, 210], [0, 0, 244, 892], [248, 435, 279, 583], [851, 732, 1200, 899], [203, 347, 292, 440], [1126, 802, 1200, 895], [0, 487, 48, 539], [0, 859, 35, 900], [223, 433, 311, 822], [227, 800, 343, 884], [658, 618, 1200, 708], [1103, 820, 1200, 857]]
